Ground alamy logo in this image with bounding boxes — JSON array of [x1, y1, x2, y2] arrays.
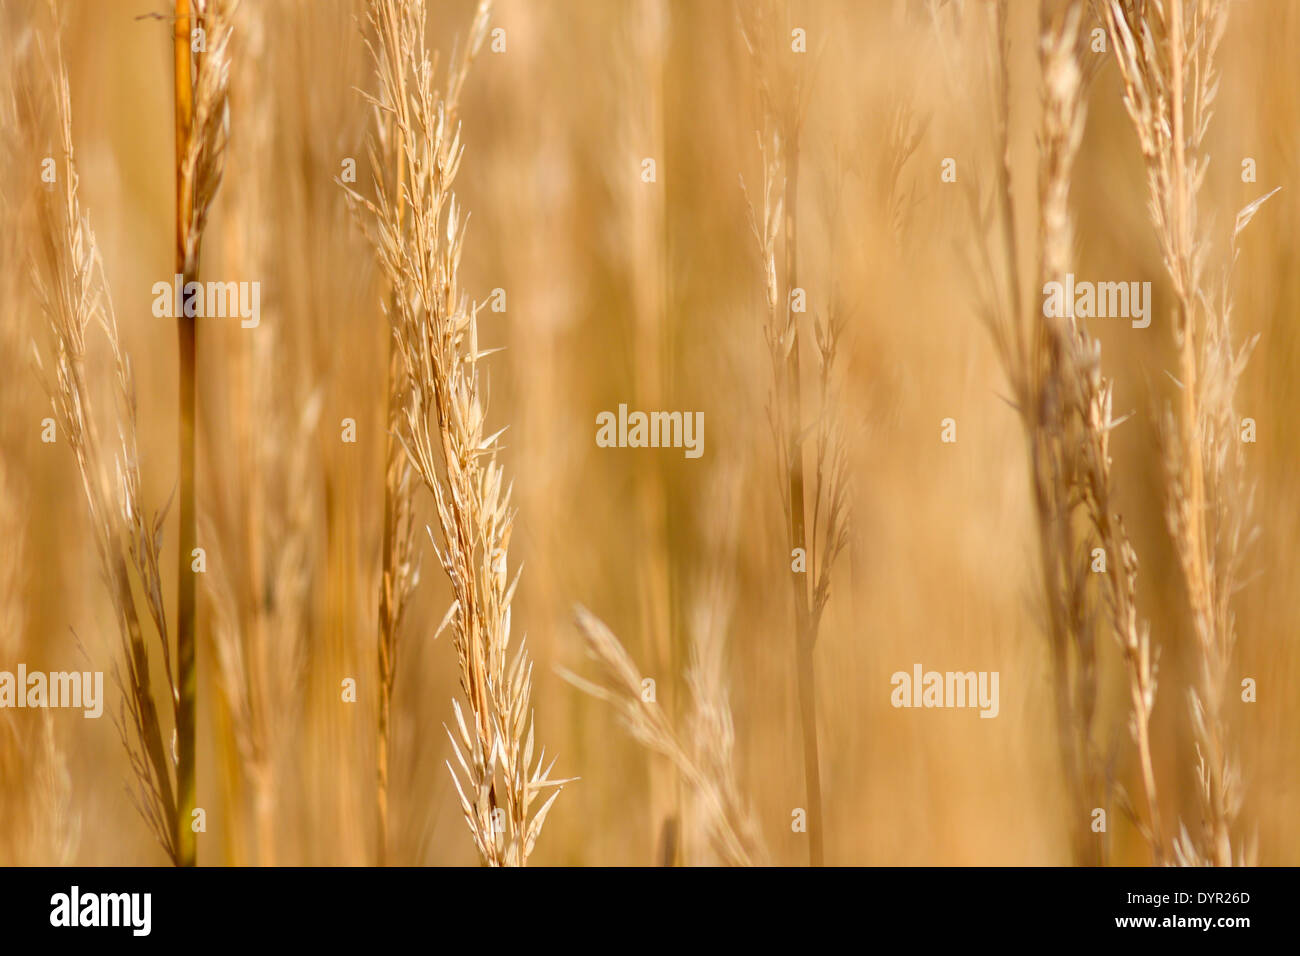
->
[[0, 665, 103, 718], [890, 663, 1000, 718], [1042, 272, 1152, 328], [152, 274, 261, 328], [595, 404, 704, 459], [50, 886, 151, 936]]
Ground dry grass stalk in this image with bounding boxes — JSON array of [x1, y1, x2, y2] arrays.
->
[[171, 0, 234, 867], [1036, 0, 1164, 863], [618, 0, 678, 866], [0, 10, 77, 863], [0, 708, 78, 864], [0, 529, 77, 863], [203, 0, 317, 866], [361, 0, 423, 866], [976, 0, 1102, 866], [862, 77, 928, 249], [970, 0, 1166, 864], [682, 469, 767, 866], [739, 0, 850, 868], [567, 606, 766, 867], [1102, 0, 1276, 867], [205, 372, 318, 865], [0, 460, 75, 866], [349, 0, 567, 866], [30, 10, 179, 863], [226, 4, 373, 866]]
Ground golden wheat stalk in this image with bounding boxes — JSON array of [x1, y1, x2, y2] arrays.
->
[[348, 0, 567, 867], [1103, 0, 1276, 868], [362, 0, 422, 867]]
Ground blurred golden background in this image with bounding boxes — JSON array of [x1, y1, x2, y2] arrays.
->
[[1, 0, 1296, 865]]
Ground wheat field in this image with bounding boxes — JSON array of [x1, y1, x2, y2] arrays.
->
[[0, 0, 1297, 867]]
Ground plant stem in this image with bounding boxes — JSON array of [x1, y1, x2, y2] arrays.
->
[[376, 344, 399, 867], [376, 118, 407, 868], [173, 0, 197, 869], [782, 123, 823, 869], [1167, 0, 1231, 868]]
